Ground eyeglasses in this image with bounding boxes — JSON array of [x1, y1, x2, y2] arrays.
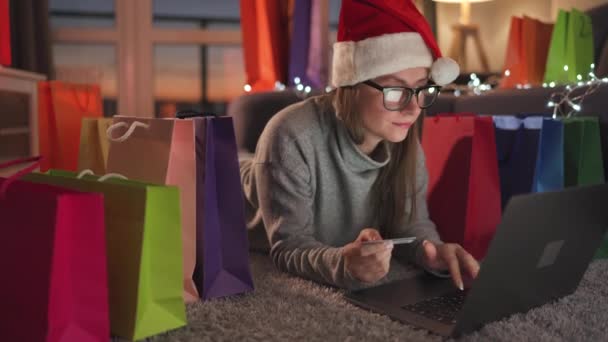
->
[[363, 80, 442, 111]]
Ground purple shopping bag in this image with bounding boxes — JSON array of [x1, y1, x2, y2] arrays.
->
[[193, 116, 254, 300], [288, 0, 312, 86]]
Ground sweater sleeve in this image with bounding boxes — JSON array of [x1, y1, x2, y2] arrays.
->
[[252, 141, 364, 289], [390, 141, 445, 269]]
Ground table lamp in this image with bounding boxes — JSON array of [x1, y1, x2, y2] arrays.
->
[[433, 0, 493, 72]]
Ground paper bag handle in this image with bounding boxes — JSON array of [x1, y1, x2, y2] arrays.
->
[[77, 169, 128, 182], [0, 156, 43, 199], [176, 110, 219, 119], [106, 121, 150, 142]]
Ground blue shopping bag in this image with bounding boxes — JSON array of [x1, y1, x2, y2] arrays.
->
[[532, 118, 565, 193]]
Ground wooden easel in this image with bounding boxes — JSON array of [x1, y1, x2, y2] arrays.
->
[[449, 23, 490, 73]]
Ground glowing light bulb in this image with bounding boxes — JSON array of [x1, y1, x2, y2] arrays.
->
[[244, 84, 252, 92], [294, 77, 301, 85], [304, 86, 312, 93], [504, 70, 511, 77], [296, 84, 304, 91], [572, 104, 581, 112], [563, 65, 569, 71], [549, 82, 556, 88]]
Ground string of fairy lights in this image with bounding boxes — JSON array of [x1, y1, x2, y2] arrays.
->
[[242, 64, 608, 110], [544, 64, 608, 118]]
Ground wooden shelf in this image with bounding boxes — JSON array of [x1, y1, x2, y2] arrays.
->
[[0, 66, 46, 82], [0, 126, 30, 136]]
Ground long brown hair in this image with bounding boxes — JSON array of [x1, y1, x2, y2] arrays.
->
[[329, 86, 421, 235]]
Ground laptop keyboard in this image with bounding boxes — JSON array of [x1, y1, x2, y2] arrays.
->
[[401, 290, 469, 324]]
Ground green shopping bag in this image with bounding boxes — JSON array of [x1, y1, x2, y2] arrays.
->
[[562, 117, 607, 258], [544, 10, 569, 83], [565, 9, 594, 81], [544, 9, 594, 83], [563, 117, 605, 187], [23, 170, 186, 341]]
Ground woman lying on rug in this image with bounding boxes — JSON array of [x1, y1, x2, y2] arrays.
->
[[240, 0, 479, 291]]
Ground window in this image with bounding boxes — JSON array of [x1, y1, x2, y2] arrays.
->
[[50, 0, 243, 117]]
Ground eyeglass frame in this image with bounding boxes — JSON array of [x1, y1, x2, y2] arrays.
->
[[362, 80, 442, 111]]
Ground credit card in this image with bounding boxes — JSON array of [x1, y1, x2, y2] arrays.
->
[[362, 237, 416, 246]]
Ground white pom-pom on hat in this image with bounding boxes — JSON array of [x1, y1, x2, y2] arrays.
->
[[430, 57, 460, 85]]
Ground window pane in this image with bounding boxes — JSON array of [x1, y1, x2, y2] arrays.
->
[[49, 0, 115, 28], [154, 44, 245, 118], [53, 44, 118, 116], [153, 0, 240, 28]]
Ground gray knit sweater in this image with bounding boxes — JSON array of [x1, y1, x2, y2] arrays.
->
[[240, 95, 443, 289]]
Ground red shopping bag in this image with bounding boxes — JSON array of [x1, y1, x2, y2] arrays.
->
[[0, 0, 11, 66], [0, 157, 109, 341], [422, 114, 502, 260], [38, 81, 103, 171]]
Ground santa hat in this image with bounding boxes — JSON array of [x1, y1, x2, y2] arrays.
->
[[332, 0, 459, 87]]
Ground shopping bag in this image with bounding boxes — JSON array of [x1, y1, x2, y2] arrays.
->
[[288, 0, 312, 86], [0, 0, 11, 66], [565, 9, 594, 81], [523, 16, 553, 86], [38, 81, 103, 171], [240, 0, 290, 91], [0, 157, 109, 342], [107, 116, 254, 301], [24, 169, 186, 341], [500, 17, 525, 88], [501, 16, 553, 87], [563, 117, 605, 187], [544, 9, 594, 83], [306, 0, 329, 88], [78, 117, 114, 174], [422, 114, 502, 260], [193, 116, 255, 300], [532, 118, 565, 193], [544, 10, 570, 83], [493, 116, 543, 209], [106, 117, 198, 302]]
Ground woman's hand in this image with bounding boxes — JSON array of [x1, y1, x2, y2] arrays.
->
[[421, 240, 480, 291], [342, 228, 393, 284]]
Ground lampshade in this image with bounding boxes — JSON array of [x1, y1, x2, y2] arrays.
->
[[433, 0, 494, 24], [432, 0, 492, 3]]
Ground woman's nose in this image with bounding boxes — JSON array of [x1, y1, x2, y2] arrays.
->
[[401, 97, 421, 116]]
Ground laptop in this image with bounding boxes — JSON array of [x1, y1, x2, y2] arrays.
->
[[345, 183, 608, 337]]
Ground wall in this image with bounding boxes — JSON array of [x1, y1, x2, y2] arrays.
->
[[436, 0, 552, 73], [551, 0, 608, 18], [435, 0, 607, 73]]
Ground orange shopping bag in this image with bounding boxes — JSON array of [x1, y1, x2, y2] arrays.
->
[[501, 16, 553, 88], [240, 0, 290, 91], [523, 16, 553, 86], [38, 81, 103, 171]]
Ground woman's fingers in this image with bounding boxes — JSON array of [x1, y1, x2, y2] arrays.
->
[[357, 228, 382, 242], [444, 250, 464, 291], [456, 248, 480, 279]]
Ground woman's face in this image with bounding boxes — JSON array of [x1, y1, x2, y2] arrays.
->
[[356, 67, 429, 154]]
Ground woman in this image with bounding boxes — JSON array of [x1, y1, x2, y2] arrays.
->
[[241, 0, 479, 290]]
